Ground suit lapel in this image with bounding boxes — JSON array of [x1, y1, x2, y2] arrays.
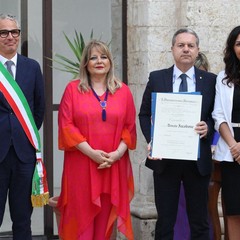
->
[[164, 66, 174, 92], [15, 54, 23, 84], [195, 67, 204, 93]]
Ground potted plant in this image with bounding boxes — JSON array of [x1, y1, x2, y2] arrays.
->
[[51, 30, 94, 79]]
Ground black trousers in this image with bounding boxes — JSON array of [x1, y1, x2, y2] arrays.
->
[[0, 146, 34, 240], [153, 160, 210, 240]]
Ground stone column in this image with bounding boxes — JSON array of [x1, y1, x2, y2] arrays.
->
[[127, 1, 169, 238]]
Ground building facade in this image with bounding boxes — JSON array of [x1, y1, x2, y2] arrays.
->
[[1, 0, 240, 238]]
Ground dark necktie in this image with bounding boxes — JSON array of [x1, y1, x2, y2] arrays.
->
[[4, 61, 14, 109], [179, 73, 188, 92], [5, 60, 14, 77]]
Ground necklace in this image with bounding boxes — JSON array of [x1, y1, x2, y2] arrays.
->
[[91, 87, 109, 121]]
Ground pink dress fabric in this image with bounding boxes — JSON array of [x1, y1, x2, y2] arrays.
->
[[57, 80, 136, 240]]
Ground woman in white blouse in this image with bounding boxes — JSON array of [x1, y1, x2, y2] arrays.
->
[[212, 25, 240, 240]]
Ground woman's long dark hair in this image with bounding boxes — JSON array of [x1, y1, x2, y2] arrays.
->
[[223, 26, 240, 86]]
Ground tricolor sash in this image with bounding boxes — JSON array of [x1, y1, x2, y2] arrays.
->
[[0, 61, 49, 207]]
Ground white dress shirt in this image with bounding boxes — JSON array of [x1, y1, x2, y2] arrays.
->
[[173, 65, 196, 92], [0, 54, 17, 79]]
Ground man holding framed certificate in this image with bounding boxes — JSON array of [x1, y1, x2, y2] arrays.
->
[[139, 28, 216, 240]]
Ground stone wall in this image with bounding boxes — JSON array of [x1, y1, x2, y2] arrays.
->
[[127, 0, 240, 239]]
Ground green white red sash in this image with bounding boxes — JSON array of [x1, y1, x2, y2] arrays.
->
[[0, 61, 49, 207]]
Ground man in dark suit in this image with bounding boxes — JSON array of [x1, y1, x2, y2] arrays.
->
[[0, 14, 44, 239], [139, 28, 216, 240]]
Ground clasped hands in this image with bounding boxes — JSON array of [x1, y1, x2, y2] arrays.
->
[[93, 149, 120, 169]]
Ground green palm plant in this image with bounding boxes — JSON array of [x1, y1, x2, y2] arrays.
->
[[52, 30, 93, 79]]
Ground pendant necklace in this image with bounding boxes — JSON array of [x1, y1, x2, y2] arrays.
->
[[91, 87, 109, 121]]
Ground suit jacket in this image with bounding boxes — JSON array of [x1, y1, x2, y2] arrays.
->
[[0, 54, 45, 163], [139, 66, 216, 176]]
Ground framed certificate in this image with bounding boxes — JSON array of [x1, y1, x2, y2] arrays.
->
[[151, 92, 202, 160]]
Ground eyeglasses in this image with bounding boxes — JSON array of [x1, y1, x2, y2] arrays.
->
[[0, 29, 21, 38]]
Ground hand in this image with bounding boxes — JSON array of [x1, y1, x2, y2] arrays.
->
[[230, 143, 240, 164], [234, 155, 240, 164], [97, 150, 119, 169], [195, 121, 208, 139], [76, 142, 117, 168], [89, 149, 110, 165], [147, 142, 162, 160], [98, 161, 112, 169]]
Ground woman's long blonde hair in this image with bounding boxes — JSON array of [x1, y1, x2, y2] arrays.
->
[[78, 40, 122, 94]]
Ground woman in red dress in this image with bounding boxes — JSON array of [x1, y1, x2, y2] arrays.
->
[[57, 40, 136, 240]]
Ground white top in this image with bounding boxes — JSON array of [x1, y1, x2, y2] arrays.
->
[[212, 70, 234, 162]]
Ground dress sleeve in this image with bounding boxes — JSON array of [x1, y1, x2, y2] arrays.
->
[[212, 72, 227, 132], [121, 85, 136, 150], [58, 83, 86, 151]]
